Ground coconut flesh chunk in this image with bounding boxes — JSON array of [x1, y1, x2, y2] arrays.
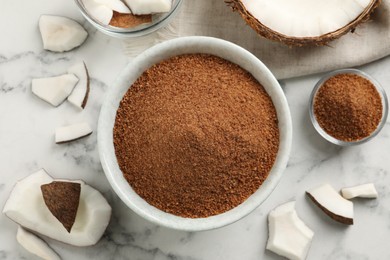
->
[[267, 201, 314, 260], [231, 0, 380, 45], [17, 226, 61, 260], [39, 15, 88, 52], [55, 122, 93, 144], [82, 0, 131, 25], [123, 0, 172, 15], [67, 62, 90, 109], [341, 183, 378, 199], [2, 169, 112, 247], [32, 74, 79, 107], [95, 0, 131, 13], [307, 184, 354, 225], [83, 0, 114, 25]]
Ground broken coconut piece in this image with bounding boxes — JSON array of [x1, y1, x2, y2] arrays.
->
[[17, 226, 61, 260], [41, 181, 81, 233], [83, 0, 113, 25], [32, 74, 79, 107], [267, 201, 314, 260], [67, 62, 90, 109], [39, 15, 88, 52], [82, 0, 131, 25], [341, 183, 378, 199], [307, 184, 354, 225], [2, 169, 111, 246], [227, 0, 381, 46], [123, 0, 172, 15], [95, 0, 131, 13], [55, 122, 93, 144]]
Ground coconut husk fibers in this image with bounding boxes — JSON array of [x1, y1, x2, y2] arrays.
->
[[226, 0, 382, 46], [41, 181, 81, 232]]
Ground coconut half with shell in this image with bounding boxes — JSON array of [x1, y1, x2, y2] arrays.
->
[[226, 0, 381, 46]]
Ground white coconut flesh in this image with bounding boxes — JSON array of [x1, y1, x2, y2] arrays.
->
[[55, 122, 93, 143], [3, 169, 111, 247], [67, 62, 90, 109], [95, 0, 131, 13], [123, 0, 172, 15], [39, 15, 88, 52], [240, 0, 374, 37], [307, 184, 353, 224], [83, 0, 114, 25], [341, 183, 378, 199], [17, 226, 61, 260], [83, 0, 133, 25], [32, 74, 79, 107], [267, 201, 314, 260]]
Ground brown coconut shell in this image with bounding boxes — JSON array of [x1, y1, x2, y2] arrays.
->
[[41, 181, 81, 232], [81, 61, 90, 109], [226, 0, 382, 46]]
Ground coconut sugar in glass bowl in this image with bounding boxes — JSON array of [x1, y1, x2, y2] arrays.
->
[[309, 69, 388, 146], [74, 0, 183, 38], [98, 36, 292, 231]]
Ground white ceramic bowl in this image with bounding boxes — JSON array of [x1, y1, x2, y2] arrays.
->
[[98, 36, 292, 231]]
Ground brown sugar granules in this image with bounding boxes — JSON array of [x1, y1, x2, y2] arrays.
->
[[314, 73, 383, 142], [114, 54, 280, 218], [109, 11, 152, 28]]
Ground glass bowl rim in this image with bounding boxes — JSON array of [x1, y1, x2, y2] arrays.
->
[[74, 0, 183, 35], [309, 68, 389, 146]]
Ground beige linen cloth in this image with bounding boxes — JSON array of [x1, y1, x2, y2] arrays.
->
[[124, 0, 390, 79]]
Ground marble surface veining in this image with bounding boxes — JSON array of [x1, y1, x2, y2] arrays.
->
[[1, 0, 390, 259]]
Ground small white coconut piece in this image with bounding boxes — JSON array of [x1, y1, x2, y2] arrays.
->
[[82, 0, 131, 25], [95, 0, 131, 13], [307, 184, 354, 225], [123, 0, 172, 15], [83, 0, 113, 25], [55, 122, 93, 144], [32, 74, 79, 107], [341, 183, 378, 199], [3, 169, 112, 247], [17, 226, 61, 260], [267, 201, 314, 260], [67, 62, 90, 109], [39, 15, 88, 52]]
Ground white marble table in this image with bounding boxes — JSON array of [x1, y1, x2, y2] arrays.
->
[[1, 0, 389, 259]]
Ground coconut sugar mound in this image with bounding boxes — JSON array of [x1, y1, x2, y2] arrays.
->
[[114, 54, 280, 218], [314, 73, 382, 142], [109, 12, 152, 28]]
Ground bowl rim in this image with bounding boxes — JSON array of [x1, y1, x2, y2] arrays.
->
[[97, 36, 292, 231], [74, 0, 183, 37], [309, 68, 389, 146]]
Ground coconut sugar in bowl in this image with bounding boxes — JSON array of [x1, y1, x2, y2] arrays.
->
[[310, 69, 388, 146], [98, 36, 292, 231]]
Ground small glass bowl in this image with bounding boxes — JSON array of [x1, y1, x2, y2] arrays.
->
[[74, 0, 183, 38], [309, 69, 389, 146]]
